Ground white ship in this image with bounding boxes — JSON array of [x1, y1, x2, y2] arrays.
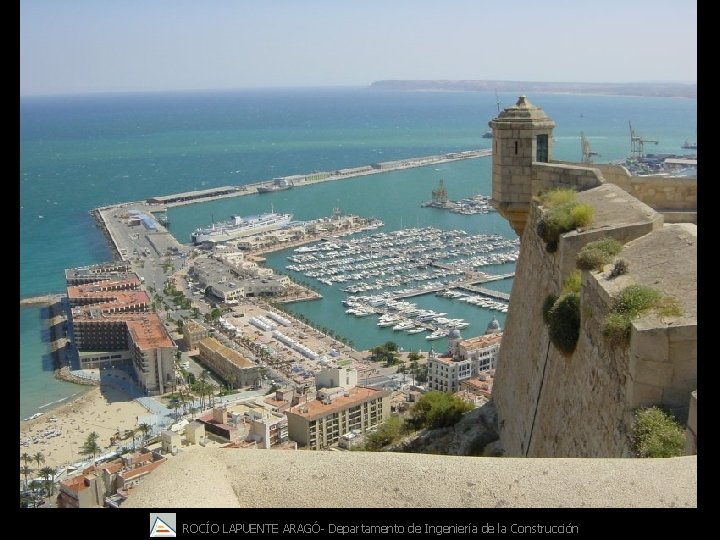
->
[[191, 212, 293, 244]]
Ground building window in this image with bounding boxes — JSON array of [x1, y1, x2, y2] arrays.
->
[[514, 141, 519, 155], [536, 134, 549, 163]]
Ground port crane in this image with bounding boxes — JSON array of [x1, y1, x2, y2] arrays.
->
[[580, 132, 599, 164], [629, 121, 658, 160]]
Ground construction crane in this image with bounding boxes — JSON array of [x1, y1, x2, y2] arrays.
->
[[629, 121, 658, 160], [580, 132, 599, 164]]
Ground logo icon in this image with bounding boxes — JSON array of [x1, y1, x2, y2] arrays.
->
[[150, 513, 177, 537]]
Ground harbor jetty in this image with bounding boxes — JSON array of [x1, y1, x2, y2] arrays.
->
[[20, 294, 64, 307], [143, 149, 491, 209]]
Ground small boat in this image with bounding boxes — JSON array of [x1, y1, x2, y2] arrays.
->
[[406, 327, 426, 334], [425, 329, 447, 340]]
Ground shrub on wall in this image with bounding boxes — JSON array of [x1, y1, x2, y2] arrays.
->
[[561, 270, 582, 295], [632, 407, 685, 458], [542, 294, 558, 325], [547, 292, 581, 354], [576, 237, 624, 271], [536, 189, 594, 253], [603, 285, 681, 346]]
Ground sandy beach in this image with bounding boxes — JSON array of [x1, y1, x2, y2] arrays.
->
[[20, 386, 149, 472]]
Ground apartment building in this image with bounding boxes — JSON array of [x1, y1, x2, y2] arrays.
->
[[285, 386, 389, 450]]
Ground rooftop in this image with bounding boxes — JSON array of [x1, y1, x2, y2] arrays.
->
[[198, 337, 254, 369], [74, 310, 174, 350], [183, 319, 208, 334], [287, 386, 389, 421], [460, 332, 503, 350]]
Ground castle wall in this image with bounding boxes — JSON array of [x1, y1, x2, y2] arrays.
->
[[493, 183, 695, 458], [532, 162, 603, 195], [628, 175, 697, 211]]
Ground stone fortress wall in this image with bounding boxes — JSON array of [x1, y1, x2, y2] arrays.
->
[[489, 96, 697, 458]]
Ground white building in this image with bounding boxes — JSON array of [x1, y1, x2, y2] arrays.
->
[[428, 320, 503, 393]]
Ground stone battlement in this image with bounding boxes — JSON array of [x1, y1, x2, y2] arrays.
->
[[490, 96, 697, 458]]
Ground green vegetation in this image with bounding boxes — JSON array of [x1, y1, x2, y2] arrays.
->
[[547, 292, 581, 354], [540, 188, 576, 207], [633, 407, 685, 458], [603, 285, 681, 346], [576, 237, 624, 271], [207, 308, 222, 322], [369, 341, 400, 367], [408, 391, 474, 430], [542, 272, 583, 354], [561, 270, 582, 295], [79, 431, 101, 462], [536, 188, 594, 252], [542, 294, 558, 325], [360, 391, 473, 452], [364, 415, 405, 451], [39, 466, 56, 496]]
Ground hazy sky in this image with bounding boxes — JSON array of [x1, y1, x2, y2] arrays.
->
[[20, 0, 696, 96]]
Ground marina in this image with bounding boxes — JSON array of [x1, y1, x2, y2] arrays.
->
[[282, 226, 516, 339]]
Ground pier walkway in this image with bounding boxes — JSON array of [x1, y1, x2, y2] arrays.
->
[[389, 272, 514, 301], [20, 294, 64, 306]]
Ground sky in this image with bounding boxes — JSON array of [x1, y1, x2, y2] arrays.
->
[[20, 0, 697, 97]]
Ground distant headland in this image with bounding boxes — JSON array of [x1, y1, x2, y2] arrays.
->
[[369, 80, 696, 98]]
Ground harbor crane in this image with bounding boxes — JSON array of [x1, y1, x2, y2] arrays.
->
[[580, 132, 599, 164], [629, 121, 658, 160]]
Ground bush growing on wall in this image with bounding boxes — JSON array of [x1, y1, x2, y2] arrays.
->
[[542, 294, 558, 325], [603, 285, 681, 346], [536, 189, 594, 253], [576, 237, 623, 271], [633, 407, 685, 458], [547, 292, 581, 354]]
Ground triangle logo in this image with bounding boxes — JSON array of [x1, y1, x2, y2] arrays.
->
[[150, 516, 177, 537]]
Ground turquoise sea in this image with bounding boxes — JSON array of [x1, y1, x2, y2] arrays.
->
[[20, 88, 697, 418]]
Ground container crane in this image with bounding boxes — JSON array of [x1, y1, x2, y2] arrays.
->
[[629, 121, 658, 160], [580, 132, 599, 164]]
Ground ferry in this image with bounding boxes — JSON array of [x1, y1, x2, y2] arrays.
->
[[191, 211, 293, 244]]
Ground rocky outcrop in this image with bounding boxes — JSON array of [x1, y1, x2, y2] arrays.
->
[[390, 402, 499, 456]]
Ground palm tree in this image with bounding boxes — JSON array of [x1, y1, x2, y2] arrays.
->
[[33, 451, 45, 469], [80, 432, 101, 463], [138, 423, 152, 445], [169, 396, 181, 420], [21, 452, 32, 468], [39, 466, 56, 496], [20, 465, 32, 490]]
